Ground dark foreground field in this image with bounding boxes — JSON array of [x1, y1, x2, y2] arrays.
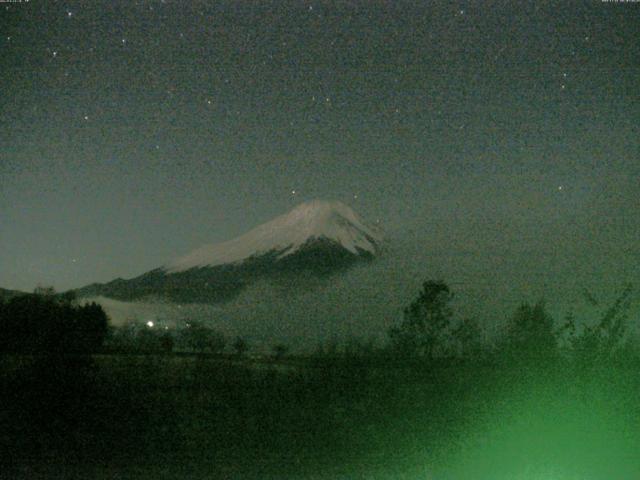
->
[[2, 353, 640, 479]]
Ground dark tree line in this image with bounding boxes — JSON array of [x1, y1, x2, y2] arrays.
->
[[388, 279, 636, 367], [2, 279, 633, 366], [0, 289, 108, 354]]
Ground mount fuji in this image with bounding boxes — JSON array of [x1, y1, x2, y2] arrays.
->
[[76, 200, 383, 303]]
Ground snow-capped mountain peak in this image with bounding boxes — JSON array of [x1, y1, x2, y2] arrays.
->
[[165, 200, 382, 273]]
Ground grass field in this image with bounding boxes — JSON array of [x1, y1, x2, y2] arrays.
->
[[2, 353, 640, 479]]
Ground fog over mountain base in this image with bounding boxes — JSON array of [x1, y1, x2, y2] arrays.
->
[[89, 230, 639, 352]]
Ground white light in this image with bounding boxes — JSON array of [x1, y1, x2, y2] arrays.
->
[[147, 321, 154, 328]]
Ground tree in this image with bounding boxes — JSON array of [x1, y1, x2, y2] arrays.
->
[[232, 336, 249, 357], [179, 322, 226, 354], [72, 301, 109, 352], [504, 301, 557, 362], [0, 292, 108, 354], [33, 285, 56, 297], [565, 284, 633, 366], [451, 317, 483, 359], [272, 344, 289, 360], [389, 280, 454, 359], [160, 332, 174, 353]]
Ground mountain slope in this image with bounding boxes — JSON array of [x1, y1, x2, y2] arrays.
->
[[77, 200, 382, 303]]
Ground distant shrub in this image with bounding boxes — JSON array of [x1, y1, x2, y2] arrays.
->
[[233, 336, 249, 357], [272, 343, 289, 360], [177, 321, 226, 354]]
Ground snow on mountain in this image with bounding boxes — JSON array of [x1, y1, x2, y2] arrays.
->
[[165, 200, 382, 273]]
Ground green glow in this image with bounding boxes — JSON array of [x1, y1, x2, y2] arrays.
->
[[436, 369, 640, 479]]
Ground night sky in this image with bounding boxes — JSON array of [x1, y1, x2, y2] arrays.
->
[[1, 1, 639, 333]]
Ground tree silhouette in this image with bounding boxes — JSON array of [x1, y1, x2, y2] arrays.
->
[[451, 317, 483, 359], [272, 343, 289, 360], [0, 291, 108, 354], [504, 301, 556, 362], [389, 280, 453, 359], [233, 336, 249, 357], [565, 284, 634, 366], [160, 332, 174, 353], [179, 321, 226, 354]]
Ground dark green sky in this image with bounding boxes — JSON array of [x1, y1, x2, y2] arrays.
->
[[1, 0, 638, 310]]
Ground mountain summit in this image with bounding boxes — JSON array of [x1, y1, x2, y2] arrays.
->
[[166, 200, 381, 273], [77, 200, 382, 304]]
